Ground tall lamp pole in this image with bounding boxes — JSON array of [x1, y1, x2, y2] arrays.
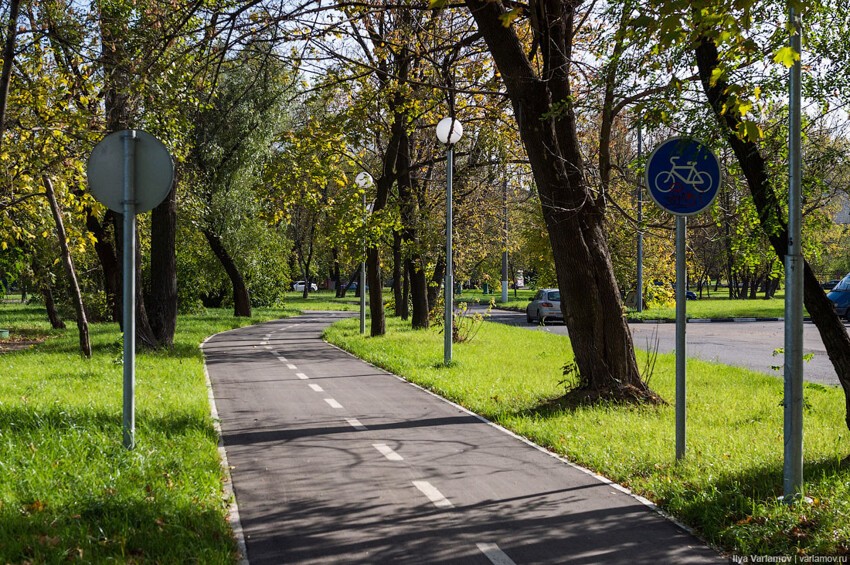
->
[[783, 4, 805, 501], [436, 117, 463, 365], [502, 178, 509, 304], [355, 172, 373, 335], [636, 124, 644, 312]]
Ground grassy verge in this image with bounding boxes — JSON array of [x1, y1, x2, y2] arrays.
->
[[628, 295, 790, 321], [0, 302, 293, 563], [453, 288, 535, 311], [324, 317, 850, 557]]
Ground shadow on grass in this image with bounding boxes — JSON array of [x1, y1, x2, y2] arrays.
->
[[0, 405, 216, 440], [670, 456, 850, 554], [0, 495, 235, 563]]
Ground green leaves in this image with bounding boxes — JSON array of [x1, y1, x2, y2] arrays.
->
[[773, 45, 801, 68]]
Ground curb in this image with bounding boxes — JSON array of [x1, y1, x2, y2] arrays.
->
[[201, 335, 250, 565]]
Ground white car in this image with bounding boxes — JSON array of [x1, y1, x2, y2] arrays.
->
[[293, 281, 318, 292], [526, 289, 562, 323]]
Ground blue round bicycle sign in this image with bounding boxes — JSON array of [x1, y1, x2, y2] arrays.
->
[[645, 137, 721, 216]]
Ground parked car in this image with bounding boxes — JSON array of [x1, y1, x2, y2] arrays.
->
[[293, 281, 318, 292], [526, 289, 562, 324], [827, 272, 850, 319]]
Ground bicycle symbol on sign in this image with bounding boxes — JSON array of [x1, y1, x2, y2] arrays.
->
[[653, 156, 713, 194]]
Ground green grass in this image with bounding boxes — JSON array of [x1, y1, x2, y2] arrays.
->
[[628, 295, 790, 321], [0, 301, 294, 563], [454, 288, 536, 311], [324, 317, 850, 557], [458, 288, 792, 321]]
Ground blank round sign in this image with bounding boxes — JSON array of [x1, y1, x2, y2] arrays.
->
[[87, 130, 174, 214]]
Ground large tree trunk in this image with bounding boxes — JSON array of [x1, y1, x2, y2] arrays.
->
[[44, 176, 91, 358], [147, 185, 177, 346], [366, 109, 405, 337], [696, 36, 850, 430], [100, 8, 158, 348], [203, 229, 251, 317], [396, 125, 428, 328], [464, 0, 649, 400]]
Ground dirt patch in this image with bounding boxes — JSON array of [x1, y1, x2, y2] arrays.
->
[[0, 334, 49, 353]]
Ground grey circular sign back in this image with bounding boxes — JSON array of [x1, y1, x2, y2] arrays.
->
[[87, 130, 174, 213]]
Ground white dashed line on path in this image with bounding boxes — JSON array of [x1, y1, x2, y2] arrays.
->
[[372, 443, 403, 461], [296, 373, 309, 380], [345, 418, 367, 431], [412, 481, 453, 508], [476, 543, 517, 565], [324, 398, 343, 409], [287, 363, 297, 370], [308, 384, 324, 392]]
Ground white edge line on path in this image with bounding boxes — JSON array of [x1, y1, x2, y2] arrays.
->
[[412, 480, 453, 508], [322, 340, 704, 543], [476, 543, 517, 565], [201, 334, 249, 565]]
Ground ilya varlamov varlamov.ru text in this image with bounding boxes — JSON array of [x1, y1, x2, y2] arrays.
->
[[732, 556, 848, 564]]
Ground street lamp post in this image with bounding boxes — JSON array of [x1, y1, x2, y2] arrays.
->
[[355, 172, 373, 335], [502, 178, 509, 304], [436, 117, 463, 365]]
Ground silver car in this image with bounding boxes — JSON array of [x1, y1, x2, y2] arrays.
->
[[526, 289, 562, 323]]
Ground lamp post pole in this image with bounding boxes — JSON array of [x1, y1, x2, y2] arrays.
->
[[784, 4, 804, 501], [445, 145, 454, 364], [436, 117, 463, 365], [637, 124, 644, 312], [502, 178, 509, 304], [355, 172, 373, 335]]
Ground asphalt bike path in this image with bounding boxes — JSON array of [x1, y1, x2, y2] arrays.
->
[[203, 311, 723, 564]]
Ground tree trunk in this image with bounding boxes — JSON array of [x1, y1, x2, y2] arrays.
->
[[203, 229, 251, 317], [85, 209, 121, 322], [464, 0, 650, 400], [43, 176, 91, 358], [332, 248, 344, 298], [41, 283, 65, 330], [33, 261, 65, 330], [0, 0, 20, 151], [402, 262, 410, 321], [396, 124, 428, 328], [147, 185, 177, 346], [428, 256, 445, 314], [392, 231, 404, 317], [99, 8, 158, 348], [696, 36, 850, 430]]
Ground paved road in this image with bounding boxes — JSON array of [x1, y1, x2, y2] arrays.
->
[[485, 309, 842, 386], [203, 312, 722, 564]]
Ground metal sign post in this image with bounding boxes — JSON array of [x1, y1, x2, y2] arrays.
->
[[88, 130, 174, 450], [122, 131, 137, 449], [646, 137, 721, 461]]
